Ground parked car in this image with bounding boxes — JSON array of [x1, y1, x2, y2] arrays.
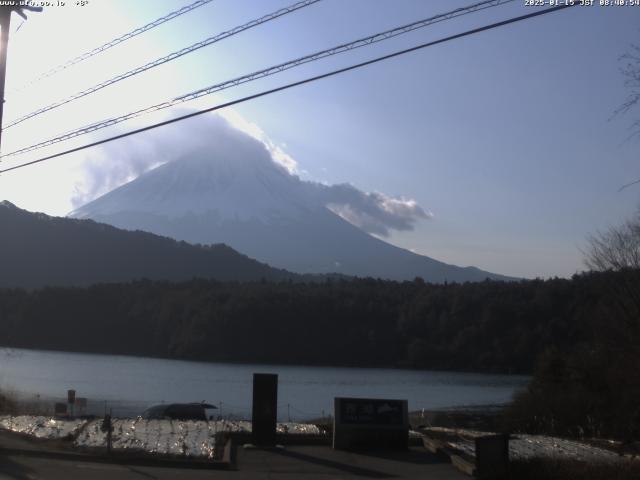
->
[[141, 402, 217, 421]]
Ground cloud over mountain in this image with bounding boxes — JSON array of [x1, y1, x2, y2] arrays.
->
[[313, 183, 431, 237], [72, 111, 430, 236]]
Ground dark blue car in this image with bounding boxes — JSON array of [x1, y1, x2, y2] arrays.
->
[[141, 402, 217, 421]]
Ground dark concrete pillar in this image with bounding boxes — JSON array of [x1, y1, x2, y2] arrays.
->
[[252, 373, 278, 446], [475, 434, 509, 479]]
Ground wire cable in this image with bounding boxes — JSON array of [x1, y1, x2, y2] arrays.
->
[[2, 0, 514, 156], [11, 0, 216, 94], [618, 178, 640, 192], [4, 0, 321, 130], [0, 3, 577, 174]]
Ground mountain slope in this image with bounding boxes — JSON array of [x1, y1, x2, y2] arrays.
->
[[0, 201, 297, 289], [70, 125, 515, 283]]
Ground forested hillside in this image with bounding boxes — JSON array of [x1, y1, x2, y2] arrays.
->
[[0, 201, 298, 288], [0, 271, 627, 374]]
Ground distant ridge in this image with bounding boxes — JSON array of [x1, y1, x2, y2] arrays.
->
[[0, 201, 299, 289]]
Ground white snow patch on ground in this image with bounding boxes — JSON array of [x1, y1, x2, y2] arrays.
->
[[75, 419, 218, 458], [276, 422, 322, 435], [0, 416, 322, 459], [450, 435, 623, 462], [0, 415, 87, 439], [425, 427, 624, 463]]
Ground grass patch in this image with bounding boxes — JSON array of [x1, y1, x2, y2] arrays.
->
[[0, 389, 18, 415], [0, 388, 50, 416]]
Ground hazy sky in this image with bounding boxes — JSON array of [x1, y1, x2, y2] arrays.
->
[[0, 0, 638, 279]]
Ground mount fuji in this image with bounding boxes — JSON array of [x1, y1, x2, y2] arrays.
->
[[71, 116, 514, 283]]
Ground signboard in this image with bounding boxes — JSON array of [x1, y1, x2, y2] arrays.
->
[[54, 402, 67, 416], [75, 397, 87, 415], [339, 398, 405, 425], [333, 397, 408, 450]]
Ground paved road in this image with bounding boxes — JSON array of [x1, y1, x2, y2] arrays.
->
[[0, 454, 215, 480], [235, 444, 468, 479], [0, 445, 468, 479]]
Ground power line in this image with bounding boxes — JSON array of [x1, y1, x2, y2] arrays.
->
[[0, 3, 577, 175], [10, 0, 216, 94], [618, 178, 640, 192], [2, 0, 514, 157], [4, 0, 321, 130], [0, 4, 42, 155]]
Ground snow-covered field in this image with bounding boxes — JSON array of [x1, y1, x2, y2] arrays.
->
[[424, 427, 627, 463], [0, 415, 322, 459], [0, 415, 87, 439]]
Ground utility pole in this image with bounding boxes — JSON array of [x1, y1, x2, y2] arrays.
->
[[0, 6, 12, 155], [0, 3, 42, 154]]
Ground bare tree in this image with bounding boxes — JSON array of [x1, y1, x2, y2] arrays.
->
[[585, 211, 640, 362], [615, 44, 640, 132], [615, 44, 640, 190], [585, 211, 640, 271]]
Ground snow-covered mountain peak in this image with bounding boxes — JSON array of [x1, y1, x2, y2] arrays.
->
[[71, 133, 312, 222], [69, 113, 514, 282]]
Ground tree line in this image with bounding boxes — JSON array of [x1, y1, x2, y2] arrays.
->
[[0, 270, 628, 375]]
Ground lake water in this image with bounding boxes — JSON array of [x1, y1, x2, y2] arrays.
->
[[0, 348, 529, 420]]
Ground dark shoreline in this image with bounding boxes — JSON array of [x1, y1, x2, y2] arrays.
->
[[0, 345, 533, 377]]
